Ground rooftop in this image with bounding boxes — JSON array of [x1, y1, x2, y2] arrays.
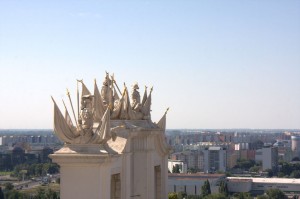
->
[[168, 173, 225, 180], [227, 177, 300, 184], [208, 146, 223, 150]]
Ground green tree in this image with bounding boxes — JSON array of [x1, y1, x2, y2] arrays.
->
[[277, 172, 285, 178], [177, 192, 187, 199], [172, 164, 180, 173], [34, 187, 45, 199], [249, 166, 260, 173], [280, 162, 292, 176], [201, 179, 211, 197], [290, 170, 300, 178], [4, 182, 14, 191], [265, 169, 273, 177], [232, 192, 252, 199], [218, 181, 228, 196], [256, 195, 269, 199], [278, 161, 300, 177], [42, 163, 50, 175], [48, 163, 60, 174], [187, 196, 201, 199], [3, 189, 30, 199], [235, 159, 256, 170], [4, 190, 21, 199], [168, 192, 178, 199], [204, 193, 227, 199], [0, 187, 4, 199], [266, 188, 287, 199], [33, 187, 60, 199], [45, 188, 60, 199]]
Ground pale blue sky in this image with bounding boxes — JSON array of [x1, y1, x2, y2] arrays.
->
[[0, 1, 299, 129]]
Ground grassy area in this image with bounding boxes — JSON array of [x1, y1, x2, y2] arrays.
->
[[0, 171, 12, 176], [20, 183, 60, 195]]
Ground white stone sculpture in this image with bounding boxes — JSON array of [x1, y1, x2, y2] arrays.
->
[[50, 72, 171, 199], [131, 82, 141, 111], [100, 72, 113, 107], [51, 72, 158, 145]]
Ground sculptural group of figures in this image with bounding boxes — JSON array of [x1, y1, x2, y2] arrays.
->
[[93, 72, 152, 122], [51, 72, 155, 144]]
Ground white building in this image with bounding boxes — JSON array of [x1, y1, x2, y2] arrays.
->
[[168, 159, 187, 173], [227, 177, 300, 195], [291, 135, 300, 159], [255, 146, 278, 171], [203, 146, 227, 172], [168, 173, 225, 195]]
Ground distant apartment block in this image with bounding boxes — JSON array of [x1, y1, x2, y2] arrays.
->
[[0, 134, 61, 147], [255, 146, 278, 171], [170, 146, 227, 172], [203, 146, 227, 172], [170, 150, 204, 171], [291, 135, 300, 159]]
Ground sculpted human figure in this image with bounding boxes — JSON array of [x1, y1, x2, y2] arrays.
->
[[101, 73, 114, 108], [78, 95, 94, 136], [51, 72, 159, 145], [131, 82, 141, 111]]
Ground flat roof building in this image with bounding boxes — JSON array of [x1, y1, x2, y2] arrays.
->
[[227, 177, 300, 195], [168, 173, 225, 195]]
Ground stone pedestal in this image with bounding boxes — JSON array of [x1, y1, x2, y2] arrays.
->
[[50, 144, 119, 199], [50, 124, 170, 199]]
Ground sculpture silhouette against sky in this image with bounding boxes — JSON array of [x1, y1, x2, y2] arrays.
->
[[51, 72, 168, 145]]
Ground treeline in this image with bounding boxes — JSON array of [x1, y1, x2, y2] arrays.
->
[[168, 180, 229, 199], [277, 161, 300, 178], [0, 147, 53, 171], [230, 159, 300, 179], [234, 159, 257, 170], [11, 163, 59, 180], [0, 182, 59, 199], [168, 190, 290, 199]]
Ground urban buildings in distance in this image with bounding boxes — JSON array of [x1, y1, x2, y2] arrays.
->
[[167, 129, 300, 197]]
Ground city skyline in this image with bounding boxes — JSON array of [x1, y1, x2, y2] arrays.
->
[[0, 1, 299, 129]]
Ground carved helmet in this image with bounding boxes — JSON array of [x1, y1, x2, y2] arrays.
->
[[82, 94, 94, 100], [132, 82, 139, 89]]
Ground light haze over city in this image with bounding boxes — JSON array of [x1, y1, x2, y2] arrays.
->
[[0, 1, 299, 129]]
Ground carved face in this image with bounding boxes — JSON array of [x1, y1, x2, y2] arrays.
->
[[81, 98, 92, 109], [133, 83, 139, 90], [103, 78, 112, 86]]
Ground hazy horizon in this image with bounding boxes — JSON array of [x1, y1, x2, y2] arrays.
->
[[0, 1, 299, 129]]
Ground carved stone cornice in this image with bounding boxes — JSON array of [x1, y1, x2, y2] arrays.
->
[[49, 144, 120, 166]]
